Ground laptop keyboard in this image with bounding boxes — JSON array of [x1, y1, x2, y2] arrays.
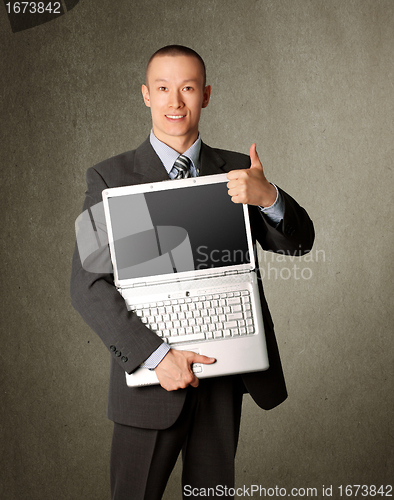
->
[[132, 290, 255, 345]]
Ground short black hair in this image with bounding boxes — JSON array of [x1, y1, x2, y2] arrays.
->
[[146, 45, 206, 88]]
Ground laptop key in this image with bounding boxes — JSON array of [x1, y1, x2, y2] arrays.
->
[[231, 304, 242, 313], [226, 297, 240, 305], [227, 312, 243, 321], [167, 332, 205, 344]]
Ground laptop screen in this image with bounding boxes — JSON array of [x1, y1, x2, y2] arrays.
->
[[108, 181, 251, 281]]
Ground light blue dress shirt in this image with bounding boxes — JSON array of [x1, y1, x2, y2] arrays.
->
[[141, 131, 285, 369], [150, 129, 201, 178]]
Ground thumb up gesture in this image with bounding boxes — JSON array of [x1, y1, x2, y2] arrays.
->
[[226, 144, 277, 207]]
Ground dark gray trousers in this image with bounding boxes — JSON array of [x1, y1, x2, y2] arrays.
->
[[110, 376, 244, 500]]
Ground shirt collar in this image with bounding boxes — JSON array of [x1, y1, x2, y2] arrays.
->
[[149, 130, 202, 175]]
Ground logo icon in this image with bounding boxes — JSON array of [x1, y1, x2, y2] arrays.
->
[[75, 199, 195, 278]]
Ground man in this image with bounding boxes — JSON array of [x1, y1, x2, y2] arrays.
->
[[70, 45, 314, 499]]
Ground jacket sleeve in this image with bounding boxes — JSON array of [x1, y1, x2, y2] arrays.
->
[[248, 187, 315, 256], [70, 167, 164, 374]]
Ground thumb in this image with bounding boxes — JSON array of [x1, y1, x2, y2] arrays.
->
[[249, 143, 263, 169]]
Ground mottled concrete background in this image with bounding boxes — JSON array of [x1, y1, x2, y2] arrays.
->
[[1, 1, 393, 498]]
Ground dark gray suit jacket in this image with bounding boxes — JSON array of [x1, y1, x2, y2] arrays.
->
[[70, 137, 314, 429]]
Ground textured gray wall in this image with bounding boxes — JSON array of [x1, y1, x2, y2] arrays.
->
[[1, 0, 393, 499]]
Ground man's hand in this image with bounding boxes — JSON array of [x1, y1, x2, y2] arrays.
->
[[154, 349, 216, 391], [227, 143, 277, 207]]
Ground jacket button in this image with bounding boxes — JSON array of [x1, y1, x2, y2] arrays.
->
[[110, 345, 116, 352], [115, 350, 121, 357], [285, 224, 294, 235], [121, 356, 128, 363]]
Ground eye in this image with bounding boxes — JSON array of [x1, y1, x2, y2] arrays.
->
[[158, 86, 168, 91], [182, 86, 193, 91]]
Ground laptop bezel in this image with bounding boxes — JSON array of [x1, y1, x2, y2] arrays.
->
[[102, 173, 256, 289]]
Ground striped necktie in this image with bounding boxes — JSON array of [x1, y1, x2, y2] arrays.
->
[[173, 154, 192, 179]]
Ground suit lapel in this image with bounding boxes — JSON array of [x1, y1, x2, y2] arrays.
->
[[131, 137, 229, 182], [133, 137, 170, 183], [200, 142, 228, 176]]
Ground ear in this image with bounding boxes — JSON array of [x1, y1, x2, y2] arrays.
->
[[141, 84, 151, 108], [202, 85, 211, 108]]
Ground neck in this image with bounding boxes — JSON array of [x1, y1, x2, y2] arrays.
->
[[152, 128, 198, 154]]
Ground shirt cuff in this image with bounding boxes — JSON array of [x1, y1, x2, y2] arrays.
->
[[141, 343, 171, 370], [258, 184, 285, 225]]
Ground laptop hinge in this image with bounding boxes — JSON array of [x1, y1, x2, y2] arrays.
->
[[130, 272, 225, 288], [123, 268, 251, 289], [224, 270, 239, 276]]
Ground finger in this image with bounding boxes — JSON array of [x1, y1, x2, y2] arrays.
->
[[188, 353, 216, 365], [227, 185, 240, 197], [227, 176, 247, 188], [249, 143, 263, 169], [226, 169, 244, 180], [190, 374, 200, 388]]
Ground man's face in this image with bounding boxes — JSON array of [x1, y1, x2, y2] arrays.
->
[[142, 55, 211, 153]]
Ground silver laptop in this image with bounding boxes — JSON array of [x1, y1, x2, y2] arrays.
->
[[102, 173, 269, 386]]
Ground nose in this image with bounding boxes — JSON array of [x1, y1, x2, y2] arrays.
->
[[169, 90, 184, 108]]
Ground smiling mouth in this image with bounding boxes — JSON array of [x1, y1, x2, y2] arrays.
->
[[166, 115, 186, 120]]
